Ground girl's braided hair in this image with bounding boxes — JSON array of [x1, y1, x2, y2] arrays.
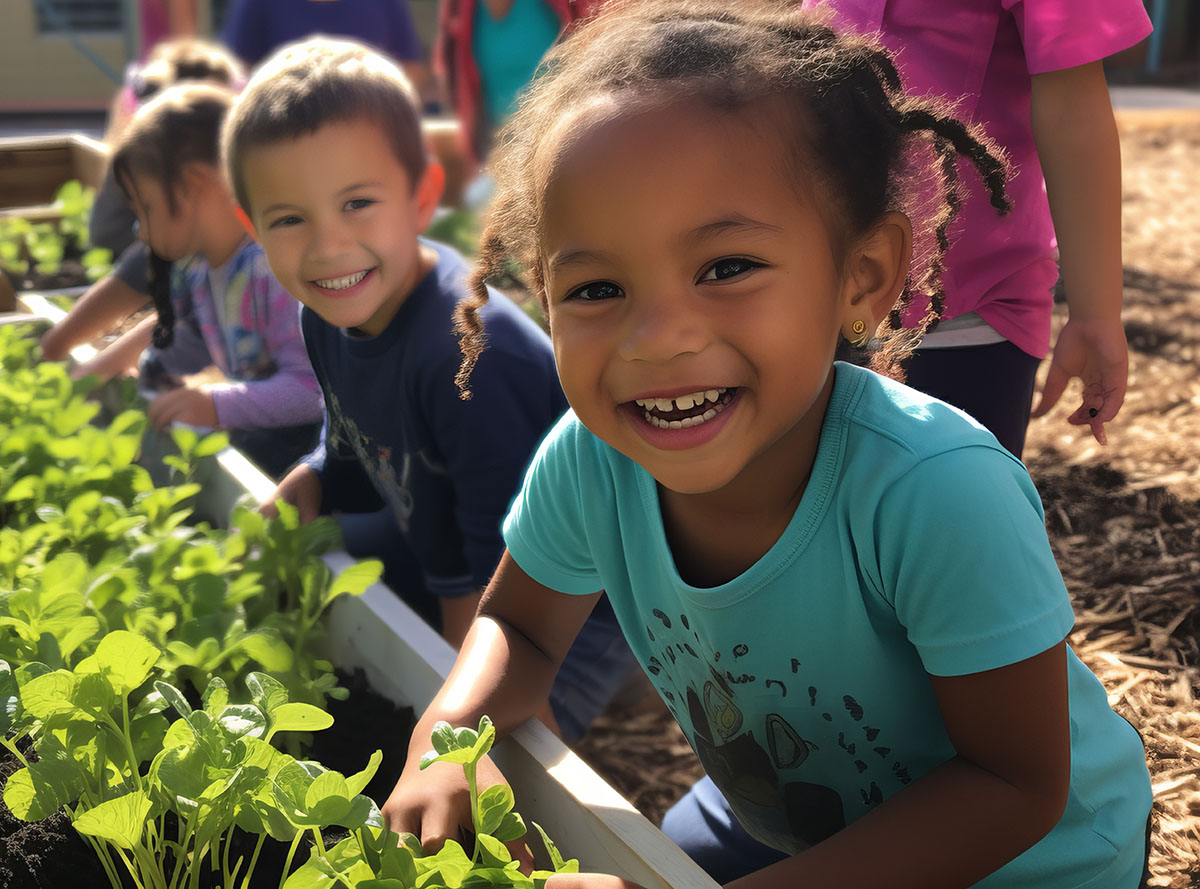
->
[[112, 83, 236, 350], [453, 0, 1010, 395]]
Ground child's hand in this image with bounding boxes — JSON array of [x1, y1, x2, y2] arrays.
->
[[1030, 317, 1128, 446], [146, 385, 219, 431], [259, 464, 322, 523], [381, 754, 533, 870], [545, 877, 647, 889]]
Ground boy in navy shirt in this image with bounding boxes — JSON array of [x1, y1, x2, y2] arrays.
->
[[224, 37, 635, 741]]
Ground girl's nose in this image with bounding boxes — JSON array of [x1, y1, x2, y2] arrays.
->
[[616, 289, 707, 363]]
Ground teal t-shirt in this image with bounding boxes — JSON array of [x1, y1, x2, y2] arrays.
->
[[504, 362, 1151, 888], [472, 0, 562, 125]]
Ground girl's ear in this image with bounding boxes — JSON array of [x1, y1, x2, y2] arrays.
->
[[840, 211, 912, 336], [179, 161, 218, 196], [415, 162, 446, 233]]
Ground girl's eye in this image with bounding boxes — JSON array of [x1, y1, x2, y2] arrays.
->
[[699, 257, 762, 282], [566, 281, 623, 302], [346, 198, 375, 211], [268, 215, 303, 229]]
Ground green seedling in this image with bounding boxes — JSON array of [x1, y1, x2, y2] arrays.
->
[[283, 716, 578, 889], [0, 181, 113, 283]]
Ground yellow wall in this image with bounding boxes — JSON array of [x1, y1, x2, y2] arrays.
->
[[0, 0, 441, 111], [0, 0, 129, 110]]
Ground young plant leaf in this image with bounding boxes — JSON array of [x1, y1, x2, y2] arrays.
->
[[72, 790, 155, 849], [2, 740, 86, 820], [477, 784, 516, 836], [344, 749, 382, 797], [75, 630, 160, 695], [530, 822, 578, 874], [269, 702, 334, 737], [153, 679, 193, 719], [0, 659, 20, 733]]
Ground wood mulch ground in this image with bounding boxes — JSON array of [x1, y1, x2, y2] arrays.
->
[[574, 109, 1200, 888]]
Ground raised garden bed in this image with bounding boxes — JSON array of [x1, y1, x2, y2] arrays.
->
[[0, 136, 113, 307]]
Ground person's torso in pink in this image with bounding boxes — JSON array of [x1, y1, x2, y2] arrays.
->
[[803, 0, 1151, 358]]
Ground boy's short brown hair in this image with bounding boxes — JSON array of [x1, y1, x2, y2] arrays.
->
[[223, 37, 427, 213]]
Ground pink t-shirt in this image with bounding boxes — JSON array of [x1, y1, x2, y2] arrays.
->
[[804, 0, 1152, 358]]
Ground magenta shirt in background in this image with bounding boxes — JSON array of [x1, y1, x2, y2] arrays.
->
[[804, 0, 1152, 358]]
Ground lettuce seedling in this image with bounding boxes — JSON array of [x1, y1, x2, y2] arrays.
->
[[282, 716, 578, 889]]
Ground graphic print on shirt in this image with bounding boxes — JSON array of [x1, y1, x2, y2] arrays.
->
[[644, 606, 913, 853], [229, 326, 276, 380], [324, 388, 416, 528]]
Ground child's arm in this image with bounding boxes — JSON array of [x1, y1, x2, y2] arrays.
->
[[260, 462, 323, 523], [71, 314, 156, 382], [1028, 60, 1127, 445], [710, 642, 1071, 889], [381, 551, 600, 848], [42, 272, 149, 361]]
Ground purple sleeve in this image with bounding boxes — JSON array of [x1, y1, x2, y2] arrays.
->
[[1004, 0, 1153, 74], [209, 275, 324, 430]]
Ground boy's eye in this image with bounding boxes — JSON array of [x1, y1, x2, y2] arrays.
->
[[346, 198, 375, 211], [268, 215, 303, 229], [566, 281, 623, 302], [699, 257, 762, 282]]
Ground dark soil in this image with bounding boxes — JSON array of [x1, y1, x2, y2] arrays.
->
[[0, 669, 415, 889], [3, 260, 90, 294]]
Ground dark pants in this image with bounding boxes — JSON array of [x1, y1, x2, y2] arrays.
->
[[229, 423, 322, 481], [900, 340, 1042, 459]]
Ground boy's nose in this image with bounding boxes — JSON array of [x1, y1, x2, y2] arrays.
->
[[617, 290, 707, 364], [309, 218, 353, 259]]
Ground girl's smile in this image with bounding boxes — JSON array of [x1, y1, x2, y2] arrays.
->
[[622, 387, 740, 450]]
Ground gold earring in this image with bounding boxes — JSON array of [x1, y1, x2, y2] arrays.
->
[[848, 319, 869, 348]]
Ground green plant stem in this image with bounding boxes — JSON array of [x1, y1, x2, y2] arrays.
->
[[79, 830, 124, 889], [278, 831, 304, 889], [115, 845, 149, 889], [168, 813, 196, 889], [239, 833, 267, 889], [0, 733, 30, 769], [133, 842, 169, 889], [222, 829, 234, 888], [465, 759, 480, 866], [312, 826, 326, 857]]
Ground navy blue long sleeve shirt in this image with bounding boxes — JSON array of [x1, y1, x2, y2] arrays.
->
[[301, 241, 567, 597]]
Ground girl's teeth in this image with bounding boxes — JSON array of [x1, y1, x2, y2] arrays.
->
[[635, 387, 726, 412], [642, 398, 728, 429], [315, 271, 367, 290]]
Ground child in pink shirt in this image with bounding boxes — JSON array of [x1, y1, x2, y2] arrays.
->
[[806, 0, 1151, 457]]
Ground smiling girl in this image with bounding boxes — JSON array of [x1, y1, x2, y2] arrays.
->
[[76, 83, 322, 478], [380, 3, 1153, 887]]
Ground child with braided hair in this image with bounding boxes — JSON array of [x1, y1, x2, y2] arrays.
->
[[380, 2, 1153, 888]]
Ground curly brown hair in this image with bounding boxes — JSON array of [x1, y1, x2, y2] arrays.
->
[[452, 0, 1011, 396]]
